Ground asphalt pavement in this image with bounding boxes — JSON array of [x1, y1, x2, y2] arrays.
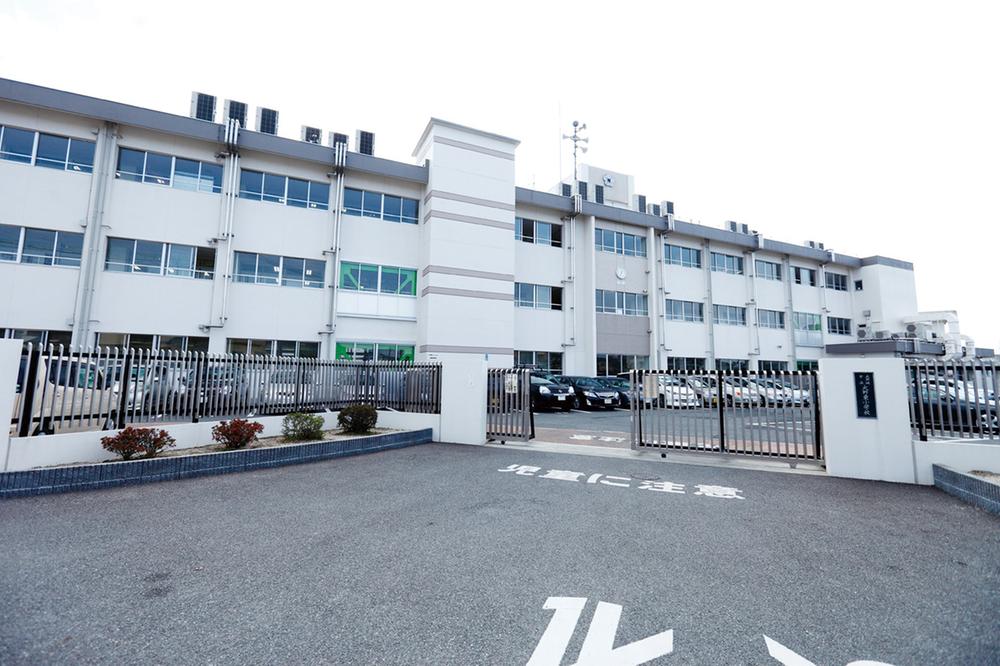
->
[[1, 442, 998, 664]]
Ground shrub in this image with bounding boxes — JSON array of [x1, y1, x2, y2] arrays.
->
[[282, 412, 325, 441], [337, 404, 378, 434], [101, 427, 176, 461], [212, 419, 264, 450]]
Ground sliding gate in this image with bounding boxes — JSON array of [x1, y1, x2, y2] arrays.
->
[[486, 368, 534, 443], [629, 369, 822, 462]]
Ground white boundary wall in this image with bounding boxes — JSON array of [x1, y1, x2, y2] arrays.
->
[[3, 408, 439, 472], [0, 339, 20, 472]]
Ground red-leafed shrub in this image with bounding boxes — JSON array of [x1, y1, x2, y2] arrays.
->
[[211, 419, 265, 450], [101, 427, 176, 461]]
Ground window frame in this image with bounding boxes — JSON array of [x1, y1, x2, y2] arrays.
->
[[827, 316, 852, 336], [710, 251, 744, 275], [117, 146, 222, 193], [824, 271, 848, 291], [664, 244, 702, 268], [754, 259, 782, 281], [343, 187, 418, 223], [756, 308, 786, 329], [664, 299, 704, 323], [0, 124, 96, 173], [713, 304, 747, 326]]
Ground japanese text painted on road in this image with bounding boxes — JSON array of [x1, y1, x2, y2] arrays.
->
[[498, 464, 746, 500]]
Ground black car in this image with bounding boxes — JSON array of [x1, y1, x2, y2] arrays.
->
[[530, 376, 576, 411], [596, 376, 632, 408], [554, 376, 619, 410]]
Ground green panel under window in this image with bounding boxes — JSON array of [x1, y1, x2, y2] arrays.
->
[[398, 345, 415, 362], [398, 268, 416, 296], [339, 262, 360, 290], [334, 342, 354, 360]]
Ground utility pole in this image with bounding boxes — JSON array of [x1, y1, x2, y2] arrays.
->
[[562, 120, 588, 182]]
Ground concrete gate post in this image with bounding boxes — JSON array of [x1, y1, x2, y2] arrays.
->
[[818, 357, 916, 483], [0, 339, 22, 472]]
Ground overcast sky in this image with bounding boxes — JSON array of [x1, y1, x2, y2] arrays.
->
[[3, 1, 997, 349]]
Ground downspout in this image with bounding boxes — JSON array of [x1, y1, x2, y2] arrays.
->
[[73, 121, 117, 349], [747, 248, 759, 367], [818, 261, 829, 350], [703, 239, 715, 368], [217, 119, 240, 328], [323, 141, 348, 359], [782, 255, 796, 367], [656, 230, 668, 364], [561, 195, 583, 354]]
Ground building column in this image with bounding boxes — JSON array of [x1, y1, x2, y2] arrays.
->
[[702, 239, 715, 368], [782, 256, 797, 368], [646, 227, 660, 368], [566, 214, 598, 375]]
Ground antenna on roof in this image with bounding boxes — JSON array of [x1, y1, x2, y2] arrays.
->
[[562, 120, 588, 182]]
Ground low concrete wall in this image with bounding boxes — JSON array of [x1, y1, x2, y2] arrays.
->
[[0, 428, 433, 499], [915, 439, 1000, 485], [932, 464, 1000, 516], [4, 410, 440, 472]]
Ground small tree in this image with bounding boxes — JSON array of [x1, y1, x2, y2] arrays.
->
[[282, 412, 325, 441], [212, 419, 264, 450], [101, 427, 176, 461], [337, 404, 378, 434]]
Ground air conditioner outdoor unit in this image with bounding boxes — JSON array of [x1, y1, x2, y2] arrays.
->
[[223, 99, 248, 128], [301, 126, 323, 144], [256, 107, 279, 135], [356, 130, 374, 156], [190, 92, 216, 122], [329, 132, 349, 149], [661, 200, 674, 216], [647, 203, 661, 216]]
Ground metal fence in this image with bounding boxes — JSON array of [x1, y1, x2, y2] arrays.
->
[[629, 369, 822, 461], [11, 345, 441, 437], [486, 368, 534, 443], [905, 359, 998, 441]]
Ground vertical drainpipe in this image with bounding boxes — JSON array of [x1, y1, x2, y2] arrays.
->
[[702, 239, 715, 369], [323, 142, 348, 359], [782, 255, 796, 368], [71, 121, 117, 349], [818, 260, 829, 352], [205, 120, 239, 348], [560, 210, 577, 360], [646, 226, 659, 368], [746, 247, 758, 369]]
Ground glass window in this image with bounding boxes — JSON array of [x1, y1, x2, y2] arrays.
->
[[309, 182, 329, 210], [344, 188, 363, 215], [143, 152, 172, 185], [133, 240, 164, 273], [828, 316, 852, 336], [239, 170, 264, 200], [286, 178, 309, 208], [228, 338, 250, 354], [825, 272, 848, 291], [398, 268, 416, 296], [359, 264, 379, 291], [401, 198, 419, 224], [793, 312, 823, 346], [186, 336, 210, 353], [172, 159, 201, 191], [195, 247, 216, 279], [116, 148, 145, 181], [276, 340, 298, 357], [0, 225, 21, 261], [713, 304, 747, 326], [166, 244, 195, 277], [158, 336, 185, 352], [130, 334, 155, 351], [0, 126, 35, 163], [250, 339, 272, 356], [535, 285, 552, 309], [105, 238, 134, 272], [262, 173, 286, 203], [380, 266, 400, 294], [54, 232, 83, 267], [21, 228, 56, 265], [234, 252, 258, 282], [757, 309, 785, 329], [383, 195, 402, 222], [35, 133, 69, 170], [755, 259, 782, 281], [281, 257, 305, 287], [516, 283, 534, 307], [377, 344, 397, 362], [257, 254, 281, 284], [299, 342, 319, 358], [303, 259, 325, 288], [199, 163, 223, 193], [362, 190, 382, 218], [67, 139, 95, 173]]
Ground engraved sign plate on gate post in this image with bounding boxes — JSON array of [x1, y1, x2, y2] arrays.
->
[[853, 371, 877, 418]]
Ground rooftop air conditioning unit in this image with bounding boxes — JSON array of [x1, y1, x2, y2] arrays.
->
[[647, 203, 661, 216], [356, 130, 374, 156], [301, 126, 323, 144], [190, 92, 216, 122], [256, 107, 279, 135], [661, 200, 674, 216], [223, 100, 248, 128], [805, 240, 826, 250], [727, 221, 750, 234], [634, 194, 647, 213], [329, 132, 349, 149]]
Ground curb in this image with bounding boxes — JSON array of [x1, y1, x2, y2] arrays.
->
[[932, 464, 1000, 516]]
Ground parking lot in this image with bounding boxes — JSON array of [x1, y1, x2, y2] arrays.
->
[[1, 443, 997, 664]]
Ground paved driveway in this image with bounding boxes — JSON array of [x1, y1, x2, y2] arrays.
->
[[1, 443, 997, 664]]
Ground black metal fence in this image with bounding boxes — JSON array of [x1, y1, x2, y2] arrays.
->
[[906, 359, 998, 440], [11, 345, 441, 437], [486, 368, 534, 443], [629, 369, 822, 461]]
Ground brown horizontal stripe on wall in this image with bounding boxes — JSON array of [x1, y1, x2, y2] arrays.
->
[[433, 136, 515, 160], [423, 189, 515, 211], [423, 209, 514, 230], [421, 265, 514, 281], [419, 344, 514, 355], [420, 286, 513, 301]]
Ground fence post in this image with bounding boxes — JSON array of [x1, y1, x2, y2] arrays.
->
[[717, 370, 727, 452], [2, 339, 24, 469], [16, 345, 40, 438], [293, 357, 304, 412]]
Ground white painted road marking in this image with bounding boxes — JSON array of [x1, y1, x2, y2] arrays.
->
[[527, 597, 673, 666], [498, 464, 747, 500], [764, 635, 895, 666]]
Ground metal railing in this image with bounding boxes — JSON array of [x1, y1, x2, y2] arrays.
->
[[11, 344, 441, 437], [905, 359, 998, 441], [486, 368, 534, 443], [629, 369, 822, 461]]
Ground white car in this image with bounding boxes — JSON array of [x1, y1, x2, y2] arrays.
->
[[653, 376, 701, 409]]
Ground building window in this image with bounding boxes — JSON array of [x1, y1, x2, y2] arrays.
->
[[596, 354, 649, 377], [664, 244, 702, 268], [827, 316, 852, 336], [596, 290, 648, 316], [854, 280, 864, 291], [664, 299, 704, 322], [335, 341, 414, 362], [716, 358, 749, 371], [665, 356, 705, 371], [238, 169, 328, 209], [515, 283, 563, 310], [515, 350, 563, 372], [796, 360, 819, 371], [793, 312, 823, 346], [756, 309, 785, 329], [228, 338, 320, 358], [339, 262, 417, 295], [754, 259, 782, 281], [515, 218, 562, 247], [0, 124, 95, 173], [343, 187, 418, 224], [758, 360, 788, 372], [234, 251, 325, 288], [713, 304, 747, 326], [3, 328, 73, 350], [825, 272, 848, 291], [0, 225, 84, 267], [105, 238, 215, 279], [116, 147, 223, 193], [595, 228, 647, 257], [95, 332, 209, 353], [792, 266, 817, 286], [710, 252, 744, 275]]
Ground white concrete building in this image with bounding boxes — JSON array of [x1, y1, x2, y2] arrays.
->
[[0, 78, 925, 374]]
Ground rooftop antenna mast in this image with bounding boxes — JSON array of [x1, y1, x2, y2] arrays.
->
[[562, 120, 588, 182]]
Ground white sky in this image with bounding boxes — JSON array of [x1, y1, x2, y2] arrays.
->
[[3, 1, 998, 349]]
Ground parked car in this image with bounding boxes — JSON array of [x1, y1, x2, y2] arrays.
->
[[684, 375, 719, 407], [11, 356, 117, 435], [739, 377, 789, 407], [554, 376, 619, 410], [648, 375, 701, 409], [912, 380, 998, 434], [765, 377, 811, 406], [530, 376, 576, 411], [596, 376, 632, 408]]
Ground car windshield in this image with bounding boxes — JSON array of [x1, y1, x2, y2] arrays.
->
[[531, 377, 554, 386], [575, 378, 603, 389]]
